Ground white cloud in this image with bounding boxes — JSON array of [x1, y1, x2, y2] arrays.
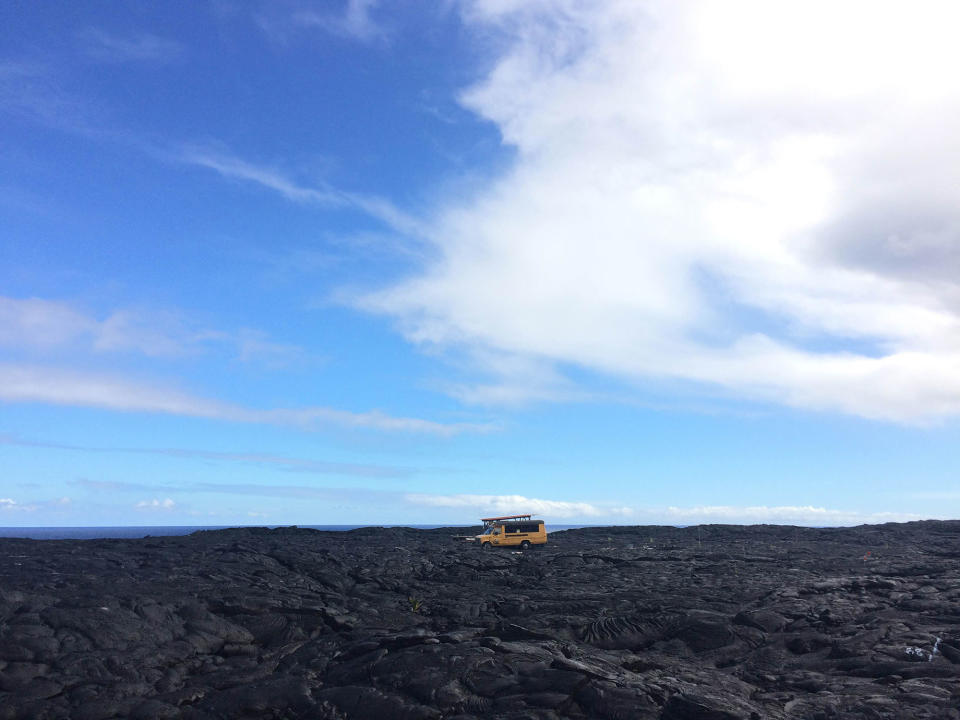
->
[[0, 363, 492, 436], [0, 295, 308, 366], [356, 0, 960, 422], [441, 351, 592, 407], [406, 492, 633, 519], [260, 406, 495, 435], [136, 498, 176, 510], [0, 498, 38, 512], [92, 310, 201, 357], [0, 296, 198, 357], [0, 296, 96, 348]]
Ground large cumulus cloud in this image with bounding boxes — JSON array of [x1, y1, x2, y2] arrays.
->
[[360, 0, 960, 421]]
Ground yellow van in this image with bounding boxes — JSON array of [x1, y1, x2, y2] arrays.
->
[[477, 514, 547, 550]]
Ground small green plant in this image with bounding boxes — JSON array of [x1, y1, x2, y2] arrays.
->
[[408, 596, 424, 613]]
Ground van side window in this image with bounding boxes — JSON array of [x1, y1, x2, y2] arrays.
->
[[505, 525, 518, 534]]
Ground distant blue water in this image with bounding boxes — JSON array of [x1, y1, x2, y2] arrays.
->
[[0, 525, 595, 540]]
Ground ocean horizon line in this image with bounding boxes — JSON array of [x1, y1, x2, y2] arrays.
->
[[0, 521, 897, 540]]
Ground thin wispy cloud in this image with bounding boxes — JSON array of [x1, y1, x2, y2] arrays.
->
[[0, 60, 421, 242], [76, 478, 390, 502], [0, 60, 190, 158], [73, 479, 178, 494], [257, 0, 386, 45], [1, 434, 416, 479], [78, 29, 185, 64], [0, 364, 493, 436], [294, 0, 384, 42], [0, 61, 414, 241], [234, 329, 308, 369], [0, 61, 106, 135], [158, 449, 413, 478], [258, 406, 495, 435], [179, 147, 426, 237], [0, 296, 95, 349], [357, 0, 960, 423], [439, 351, 592, 407]]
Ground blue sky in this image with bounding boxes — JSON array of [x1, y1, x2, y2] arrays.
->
[[2, 1, 959, 526]]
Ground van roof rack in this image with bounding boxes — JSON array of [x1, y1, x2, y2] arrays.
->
[[481, 514, 534, 522]]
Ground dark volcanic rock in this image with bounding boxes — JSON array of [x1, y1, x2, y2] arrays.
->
[[1, 521, 960, 718]]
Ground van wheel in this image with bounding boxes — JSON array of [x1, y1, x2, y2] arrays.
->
[[481, 542, 491, 550], [520, 540, 531, 550]]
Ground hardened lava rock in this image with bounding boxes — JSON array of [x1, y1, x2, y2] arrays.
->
[[1, 521, 959, 719]]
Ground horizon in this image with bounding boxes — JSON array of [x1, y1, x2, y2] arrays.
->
[[5, 517, 958, 542], [3, 517, 957, 542], [3, 2, 960, 527], [0, 516, 955, 532]]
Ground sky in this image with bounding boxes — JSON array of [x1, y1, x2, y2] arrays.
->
[[2, 0, 959, 527]]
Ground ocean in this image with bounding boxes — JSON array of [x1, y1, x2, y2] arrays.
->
[[0, 524, 597, 540]]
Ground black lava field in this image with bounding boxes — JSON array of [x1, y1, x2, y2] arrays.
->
[[2, 522, 959, 719]]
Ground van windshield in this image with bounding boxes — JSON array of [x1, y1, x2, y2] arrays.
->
[[482, 527, 496, 535]]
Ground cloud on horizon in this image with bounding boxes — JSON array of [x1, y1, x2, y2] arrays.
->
[[660, 505, 936, 526], [354, 0, 960, 423], [0, 497, 72, 514], [135, 498, 176, 511], [9, 482, 938, 526], [406, 492, 634, 519], [406, 496, 942, 525], [0, 498, 36, 512]]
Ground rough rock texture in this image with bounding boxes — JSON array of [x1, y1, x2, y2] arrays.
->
[[1, 521, 959, 719]]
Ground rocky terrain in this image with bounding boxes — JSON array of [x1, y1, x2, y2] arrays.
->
[[1, 521, 959, 719]]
